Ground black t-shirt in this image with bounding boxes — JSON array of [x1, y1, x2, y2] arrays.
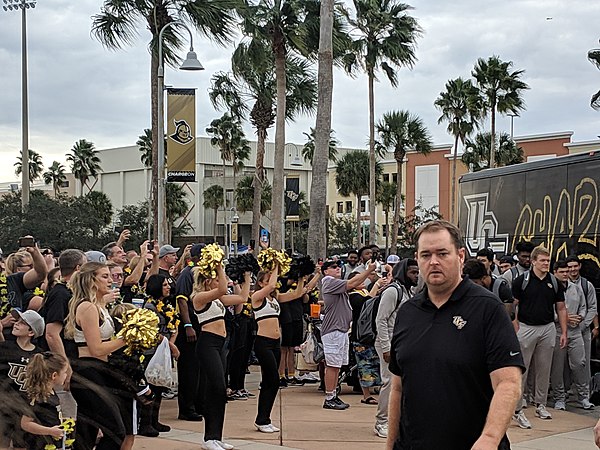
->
[[7, 272, 27, 311], [159, 268, 177, 306], [349, 290, 370, 343], [389, 278, 524, 450], [38, 283, 78, 358], [0, 341, 41, 398], [120, 271, 146, 304], [512, 272, 565, 326], [175, 265, 200, 331], [23, 393, 72, 449]]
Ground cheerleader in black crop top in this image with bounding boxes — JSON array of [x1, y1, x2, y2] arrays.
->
[[250, 265, 308, 432], [190, 263, 251, 450]]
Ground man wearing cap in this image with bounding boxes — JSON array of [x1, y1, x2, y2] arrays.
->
[[0, 309, 45, 448], [158, 245, 181, 304], [320, 258, 376, 410], [174, 244, 205, 421], [85, 250, 106, 264]]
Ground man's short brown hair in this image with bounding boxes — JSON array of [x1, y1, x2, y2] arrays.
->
[[530, 245, 550, 261], [414, 220, 464, 251]]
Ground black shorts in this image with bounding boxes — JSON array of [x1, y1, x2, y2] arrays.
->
[[281, 320, 303, 347]]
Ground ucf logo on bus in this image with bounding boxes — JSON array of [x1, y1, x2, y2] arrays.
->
[[463, 193, 509, 257]]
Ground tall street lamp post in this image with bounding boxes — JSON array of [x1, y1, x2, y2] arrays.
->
[[3, 0, 37, 211], [157, 21, 203, 245]]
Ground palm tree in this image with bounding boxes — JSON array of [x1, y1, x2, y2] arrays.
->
[[15, 149, 44, 184], [239, 0, 323, 250], [376, 110, 432, 254], [43, 161, 67, 197], [205, 113, 251, 215], [471, 56, 529, 168], [235, 175, 272, 215], [209, 39, 316, 248], [588, 41, 600, 110], [335, 149, 382, 247], [307, 0, 334, 261], [302, 127, 339, 164], [166, 182, 189, 243], [92, 0, 238, 239], [342, 0, 422, 244], [137, 129, 153, 168], [203, 184, 224, 242], [462, 131, 524, 171], [434, 77, 483, 222], [67, 139, 102, 194], [376, 181, 396, 256]]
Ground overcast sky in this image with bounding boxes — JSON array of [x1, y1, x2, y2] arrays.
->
[[0, 0, 599, 182]]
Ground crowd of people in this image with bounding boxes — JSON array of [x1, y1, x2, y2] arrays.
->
[[1, 225, 600, 450]]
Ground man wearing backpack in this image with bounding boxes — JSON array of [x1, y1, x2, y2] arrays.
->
[[502, 241, 535, 286], [567, 255, 598, 387], [373, 258, 418, 439], [463, 259, 514, 319], [511, 245, 568, 429]]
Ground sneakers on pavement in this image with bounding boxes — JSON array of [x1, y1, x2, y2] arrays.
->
[[323, 398, 347, 410], [240, 389, 255, 398], [202, 440, 224, 450], [217, 441, 234, 450], [287, 377, 305, 386], [255, 423, 280, 433], [535, 404, 552, 419], [230, 390, 248, 401], [279, 378, 288, 388], [580, 399, 595, 410], [374, 423, 388, 438], [554, 400, 566, 411], [334, 397, 350, 409], [513, 411, 531, 429]]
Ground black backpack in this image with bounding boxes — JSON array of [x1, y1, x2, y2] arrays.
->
[[356, 284, 401, 345]]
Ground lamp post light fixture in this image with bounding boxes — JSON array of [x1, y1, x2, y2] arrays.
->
[[156, 21, 204, 245], [3, 0, 37, 211], [287, 143, 303, 167]]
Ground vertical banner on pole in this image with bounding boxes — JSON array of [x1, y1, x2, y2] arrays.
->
[[166, 88, 196, 182], [285, 177, 300, 220]]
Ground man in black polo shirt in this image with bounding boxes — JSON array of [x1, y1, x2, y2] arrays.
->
[[388, 220, 524, 450], [511, 245, 567, 428]]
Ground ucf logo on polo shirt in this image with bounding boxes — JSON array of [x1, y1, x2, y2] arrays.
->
[[452, 315, 467, 330]]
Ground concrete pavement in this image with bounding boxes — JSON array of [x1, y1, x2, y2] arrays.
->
[[132, 368, 599, 449]]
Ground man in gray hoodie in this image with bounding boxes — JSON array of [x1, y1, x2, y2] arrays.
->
[[373, 258, 418, 438]]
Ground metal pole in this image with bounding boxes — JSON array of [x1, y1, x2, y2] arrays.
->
[[157, 56, 166, 245], [21, 3, 30, 210]]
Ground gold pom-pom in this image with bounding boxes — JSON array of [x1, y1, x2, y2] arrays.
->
[[116, 308, 160, 356], [198, 243, 224, 278], [257, 249, 291, 276]]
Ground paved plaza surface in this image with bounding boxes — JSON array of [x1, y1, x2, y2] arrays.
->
[[130, 368, 600, 449]]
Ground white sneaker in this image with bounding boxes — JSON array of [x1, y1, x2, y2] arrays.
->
[[580, 399, 595, 410], [217, 441, 234, 449], [374, 423, 388, 438], [512, 411, 531, 429], [202, 440, 224, 450], [554, 400, 566, 411], [255, 423, 280, 433], [535, 404, 552, 419]]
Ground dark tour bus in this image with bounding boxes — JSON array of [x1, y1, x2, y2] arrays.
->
[[458, 151, 600, 287]]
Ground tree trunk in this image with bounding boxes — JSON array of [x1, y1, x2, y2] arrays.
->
[[213, 207, 218, 243], [368, 73, 377, 246], [490, 100, 496, 168], [390, 156, 403, 254], [271, 43, 287, 250], [450, 133, 459, 223], [356, 194, 362, 248], [151, 51, 159, 241], [252, 128, 267, 249], [385, 208, 389, 256], [307, 0, 333, 261]]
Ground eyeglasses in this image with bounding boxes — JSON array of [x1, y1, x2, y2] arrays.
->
[[111, 273, 124, 279]]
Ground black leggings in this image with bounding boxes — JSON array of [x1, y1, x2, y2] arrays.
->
[[71, 358, 128, 450], [254, 335, 281, 425], [229, 315, 255, 391], [196, 331, 227, 441]]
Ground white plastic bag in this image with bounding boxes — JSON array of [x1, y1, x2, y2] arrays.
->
[[145, 338, 173, 388]]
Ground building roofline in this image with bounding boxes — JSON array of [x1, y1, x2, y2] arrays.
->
[[514, 131, 573, 143], [564, 139, 600, 148]]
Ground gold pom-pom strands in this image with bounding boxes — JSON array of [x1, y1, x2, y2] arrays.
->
[[257, 248, 291, 276], [116, 308, 160, 356], [198, 243, 224, 278]]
